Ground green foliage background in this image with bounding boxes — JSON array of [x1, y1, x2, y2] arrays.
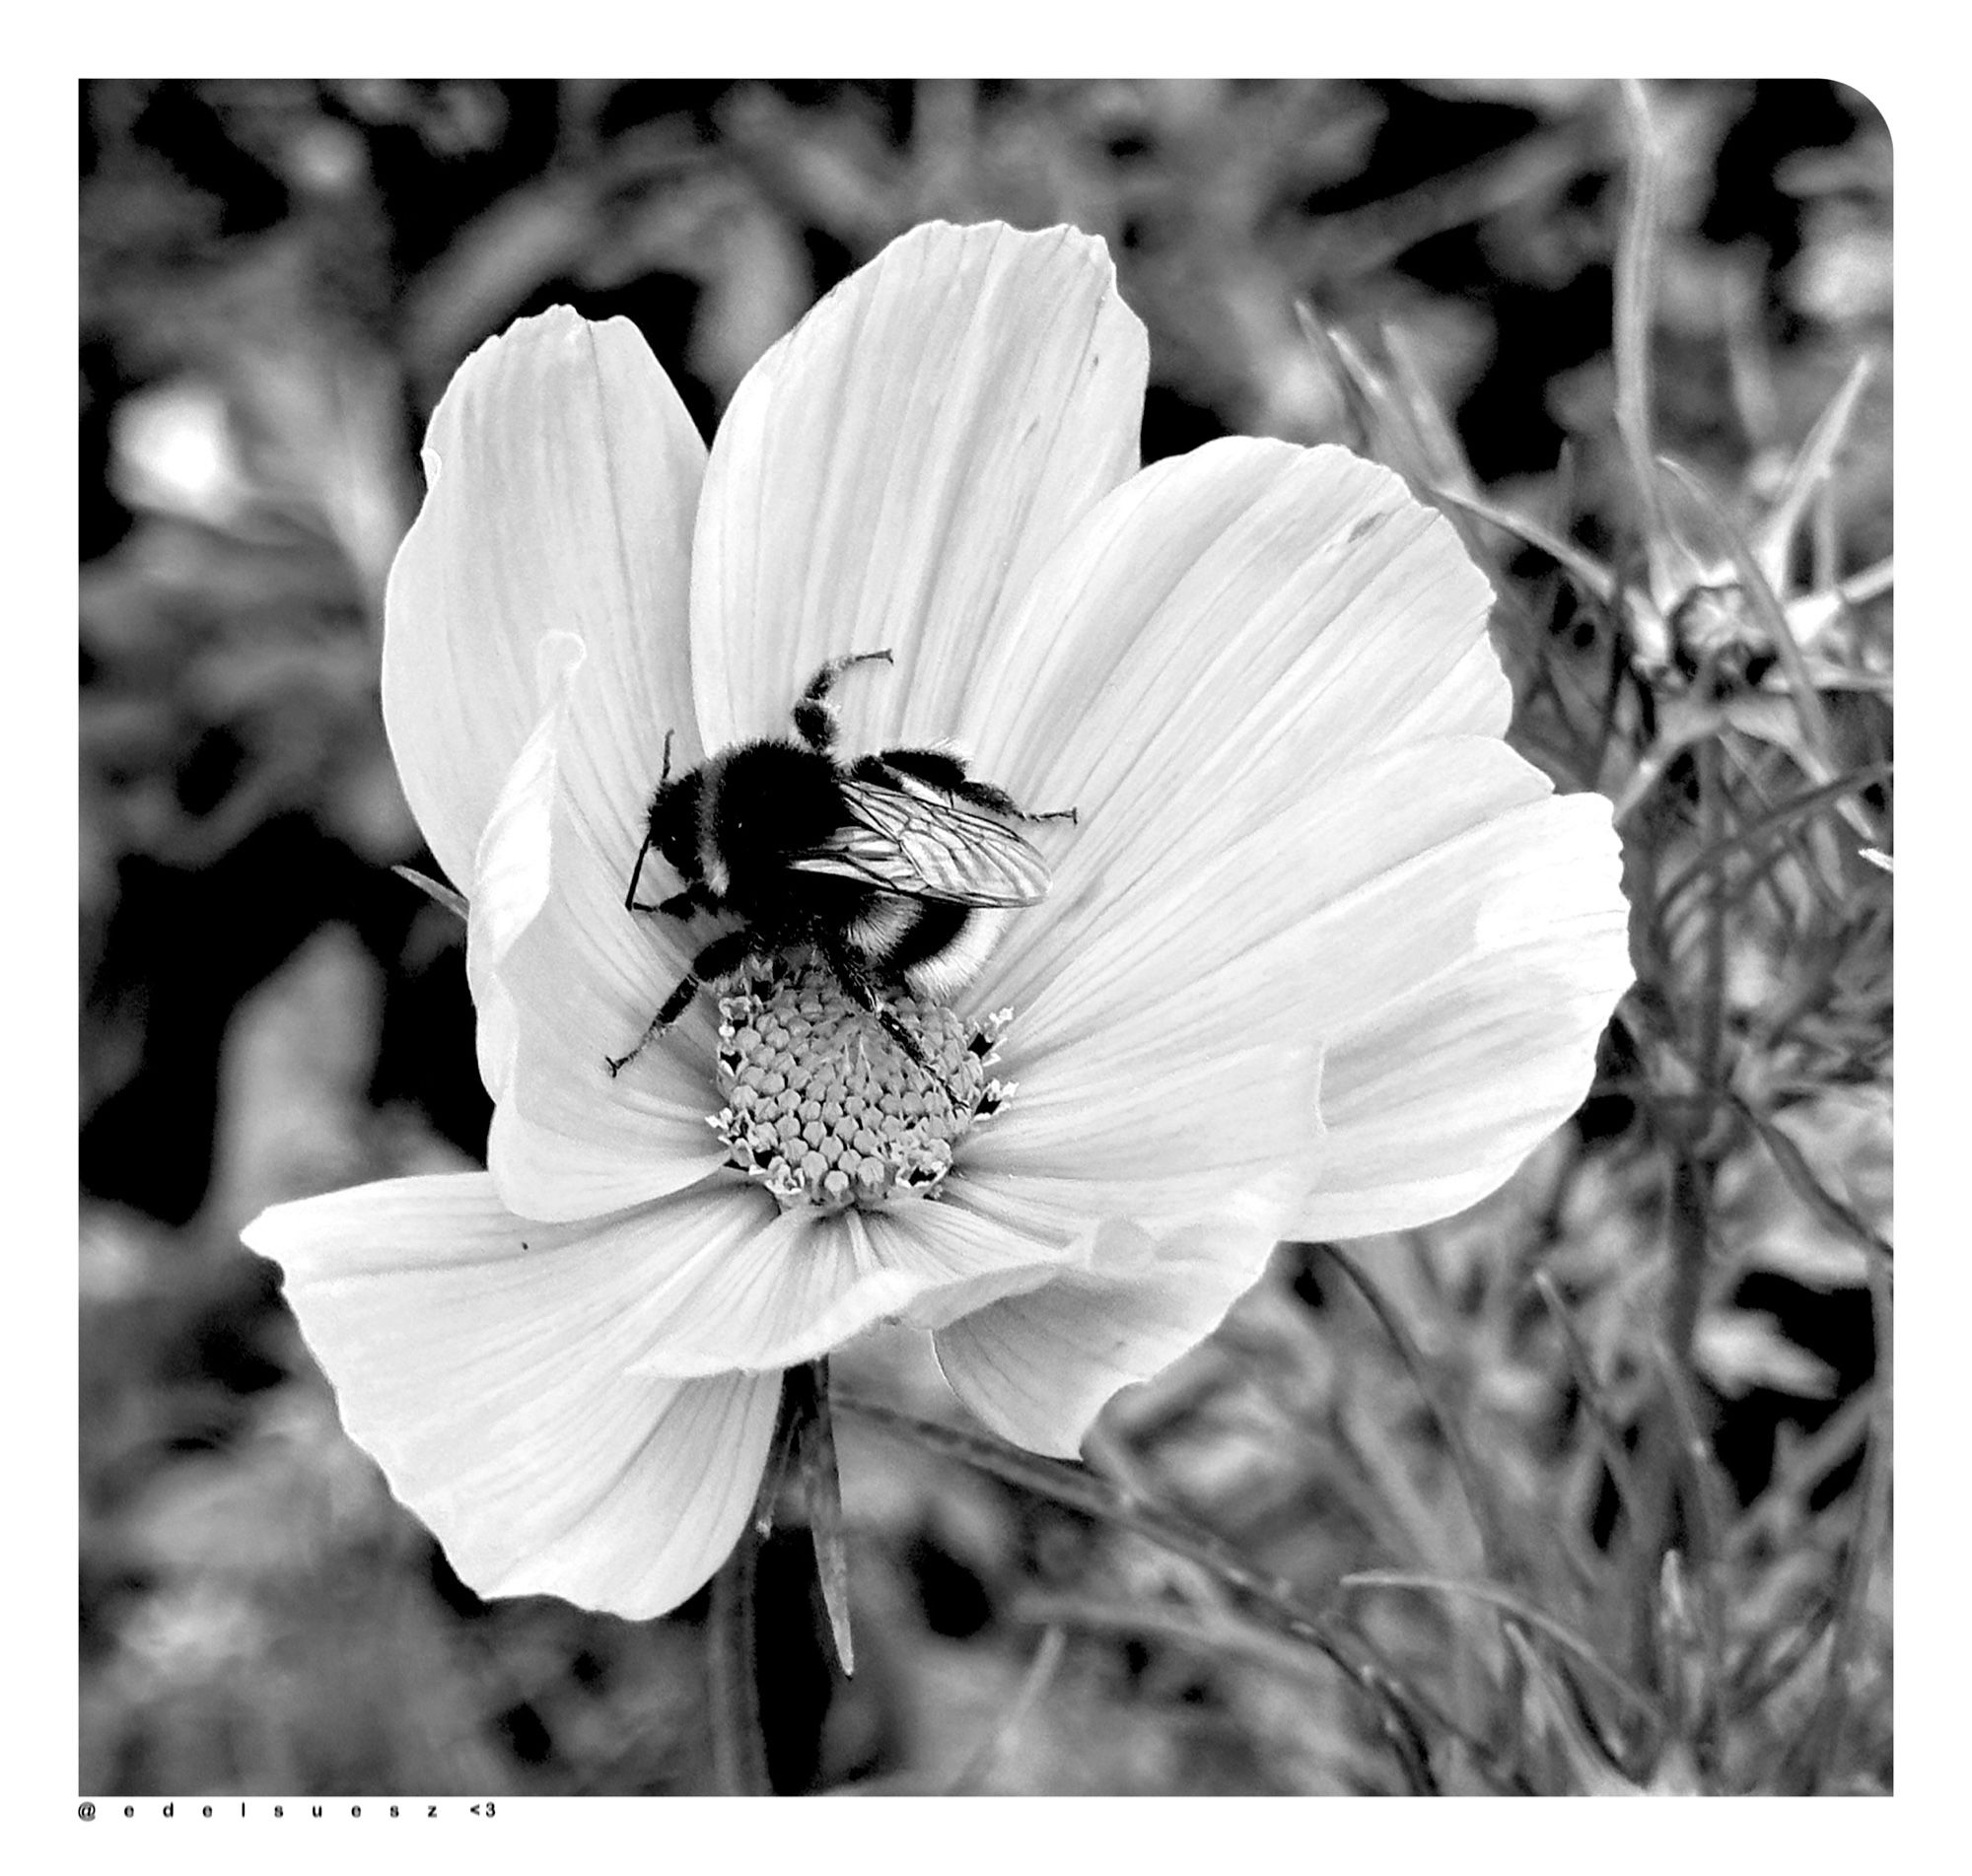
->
[[80, 78, 1891, 1795]]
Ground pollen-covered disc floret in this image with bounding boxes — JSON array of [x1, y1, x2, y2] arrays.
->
[[709, 955, 1013, 1215]]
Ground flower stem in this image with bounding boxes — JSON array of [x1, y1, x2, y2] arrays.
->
[[706, 1519, 770, 1795]]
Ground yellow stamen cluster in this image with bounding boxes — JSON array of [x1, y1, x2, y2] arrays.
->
[[709, 956, 1011, 1215]]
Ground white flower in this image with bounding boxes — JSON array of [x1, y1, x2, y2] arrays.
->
[[243, 221, 1633, 1618]]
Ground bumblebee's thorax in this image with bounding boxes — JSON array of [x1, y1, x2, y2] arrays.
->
[[698, 740, 847, 897]]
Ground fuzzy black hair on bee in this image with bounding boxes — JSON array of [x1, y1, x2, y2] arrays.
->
[[604, 650, 1074, 1085]]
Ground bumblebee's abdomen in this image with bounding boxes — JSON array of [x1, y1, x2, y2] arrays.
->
[[878, 900, 970, 976], [845, 897, 1005, 1003]]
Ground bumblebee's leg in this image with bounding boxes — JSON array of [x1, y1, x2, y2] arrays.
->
[[813, 933, 958, 1102], [604, 929, 753, 1077], [793, 649, 894, 753], [859, 748, 1078, 824]]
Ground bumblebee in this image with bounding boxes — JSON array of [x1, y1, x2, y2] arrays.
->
[[606, 650, 1072, 1081]]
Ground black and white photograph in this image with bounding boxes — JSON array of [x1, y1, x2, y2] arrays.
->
[[77, 75, 1892, 1805]]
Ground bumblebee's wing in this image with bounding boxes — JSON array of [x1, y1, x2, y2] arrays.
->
[[789, 779, 1052, 906]]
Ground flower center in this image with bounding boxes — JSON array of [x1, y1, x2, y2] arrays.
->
[[709, 954, 1012, 1215]]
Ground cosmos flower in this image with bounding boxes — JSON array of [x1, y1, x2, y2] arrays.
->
[[243, 221, 1633, 1619]]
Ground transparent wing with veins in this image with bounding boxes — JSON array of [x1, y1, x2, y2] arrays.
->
[[788, 778, 1051, 906]]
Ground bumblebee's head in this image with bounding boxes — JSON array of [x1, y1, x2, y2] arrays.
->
[[648, 765, 706, 883]]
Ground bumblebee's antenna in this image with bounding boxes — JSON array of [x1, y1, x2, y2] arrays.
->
[[620, 730, 678, 917], [622, 833, 656, 913]]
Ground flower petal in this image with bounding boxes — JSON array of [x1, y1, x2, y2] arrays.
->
[[465, 631, 586, 1103], [958, 1021, 1323, 1254], [243, 1175, 781, 1619], [689, 220, 1148, 755], [972, 436, 1506, 794], [933, 1225, 1256, 1457], [935, 450, 1629, 1253], [962, 441, 1509, 1034], [1296, 787, 1633, 1237], [928, 449, 1503, 1251], [384, 309, 705, 892], [468, 680, 730, 1221], [931, 451, 1515, 1262], [628, 1190, 1083, 1380], [980, 727, 1623, 1247]]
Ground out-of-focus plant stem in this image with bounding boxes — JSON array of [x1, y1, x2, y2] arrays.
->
[[1628, 730, 1730, 1727], [1319, 1242, 1514, 1580], [706, 1520, 770, 1795], [835, 1387, 1467, 1794], [943, 1624, 1068, 1795], [1615, 82, 1674, 557], [1664, 731, 1727, 1386]]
